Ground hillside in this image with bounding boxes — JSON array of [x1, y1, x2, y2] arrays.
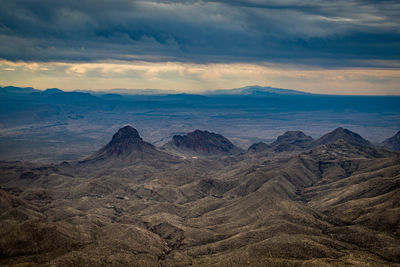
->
[[0, 126, 399, 266], [381, 130, 400, 151]]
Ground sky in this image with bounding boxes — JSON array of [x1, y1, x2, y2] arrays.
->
[[0, 0, 399, 94]]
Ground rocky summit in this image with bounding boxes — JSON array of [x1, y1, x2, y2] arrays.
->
[[101, 126, 146, 155], [248, 130, 313, 153], [272, 130, 313, 147], [82, 126, 167, 165], [166, 129, 242, 155], [312, 127, 371, 147]]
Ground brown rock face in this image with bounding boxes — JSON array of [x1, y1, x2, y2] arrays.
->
[[170, 129, 242, 155]]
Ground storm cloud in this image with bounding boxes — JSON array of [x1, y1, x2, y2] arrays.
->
[[0, 0, 399, 67]]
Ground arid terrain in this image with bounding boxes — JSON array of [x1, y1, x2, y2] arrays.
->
[[1, 125, 399, 266], [2, 0, 400, 265]]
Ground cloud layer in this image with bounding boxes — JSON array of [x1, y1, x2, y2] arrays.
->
[[1, 0, 399, 67]]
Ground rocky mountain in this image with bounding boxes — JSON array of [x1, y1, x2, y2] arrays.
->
[[248, 141, 272, 152], [81, 125, 173, 165], [312, 127, 371, 147], [272, 130, 313, 146], [205, 85, 310, 96], [0, 86, 39, 95], [249, 130, 313, 152], [0, 127, 399, 266], [381, 130, 400, 151], [93, 125, 154, 157], [164, 129, 243, 156], [249, 128, 373, 153]]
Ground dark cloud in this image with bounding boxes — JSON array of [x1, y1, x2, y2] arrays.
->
[[0, 0, 399, 67]]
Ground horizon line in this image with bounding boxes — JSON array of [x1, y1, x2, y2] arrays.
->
[[2, 84, 400, 97]]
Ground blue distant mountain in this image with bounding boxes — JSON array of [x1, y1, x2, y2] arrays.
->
[[0, 86, 40, 95], [204, 85, 311, 96], [41, 88, 64, 95], [105, 88, 178, 95], [28, 88, 100, 103]]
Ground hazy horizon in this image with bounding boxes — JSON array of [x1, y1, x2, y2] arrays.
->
[[2, 83, 400, 96]]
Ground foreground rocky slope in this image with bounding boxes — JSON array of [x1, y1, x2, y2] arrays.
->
[[0, 126, 399, 266]]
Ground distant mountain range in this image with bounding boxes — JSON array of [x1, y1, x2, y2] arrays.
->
[[1, 85, 312, 96], [88, 88, 180, 95], [0, 85, 40, 95]]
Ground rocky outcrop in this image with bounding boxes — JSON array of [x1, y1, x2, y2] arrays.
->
[[166, 129, 242, 155], [312, 127, 371, 147]]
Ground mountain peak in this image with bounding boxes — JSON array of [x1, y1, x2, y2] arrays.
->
[[103, 126, 146, 156], [86, 125, 157, 162], [273, 131, 313, 146], [44, 88, 63, 94], [333, 127, 347, 133], [312, 127, 371, 147], [109, 125, 142, 145], [248, 130, 313, 153], [204, 85, 310, 96], [168, 129, 242, 155]]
